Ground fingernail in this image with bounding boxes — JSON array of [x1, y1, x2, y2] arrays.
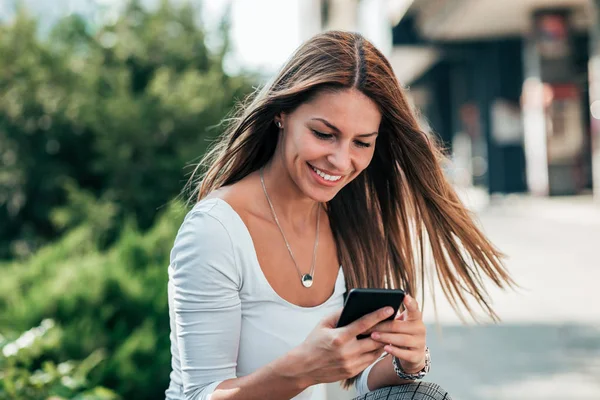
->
[[371, 332, 380, 339], [384, 307, 394, 315], [405, 295, 413, 305]]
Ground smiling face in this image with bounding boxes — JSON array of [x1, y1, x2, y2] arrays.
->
[[275, 88, 382, 203]]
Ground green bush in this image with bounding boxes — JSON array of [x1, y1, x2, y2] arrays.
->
[[0, 319, 119, 400], [0, 201, 188, 399]]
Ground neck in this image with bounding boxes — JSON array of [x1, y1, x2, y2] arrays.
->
[[260, 159, 320, 230]]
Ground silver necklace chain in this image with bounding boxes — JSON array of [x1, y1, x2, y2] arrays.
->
[[260, 168, 320, 288]]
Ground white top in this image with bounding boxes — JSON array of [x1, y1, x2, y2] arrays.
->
[[165, 198, 374, 400]]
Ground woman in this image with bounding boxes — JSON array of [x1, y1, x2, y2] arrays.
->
[[165, 31, 513, 400]]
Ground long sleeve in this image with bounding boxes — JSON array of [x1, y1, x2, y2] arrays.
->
[[169, 207, 242, 400]]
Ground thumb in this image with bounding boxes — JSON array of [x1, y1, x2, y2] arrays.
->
[[404, 294, 422, 321], [321, 308, 343, 328]]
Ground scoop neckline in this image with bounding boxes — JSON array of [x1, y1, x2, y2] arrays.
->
[[205, 197, 344, 311]]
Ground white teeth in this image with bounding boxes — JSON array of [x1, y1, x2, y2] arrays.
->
[[311, 166, 341, 182]]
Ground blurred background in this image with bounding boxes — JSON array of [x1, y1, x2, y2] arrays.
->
[[1, 0, 599, 399]]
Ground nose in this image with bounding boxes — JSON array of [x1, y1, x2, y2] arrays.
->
[[326, 142, 352, 173]]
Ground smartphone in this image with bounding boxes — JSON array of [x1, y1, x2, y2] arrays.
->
[[336, 288, 405, 339]]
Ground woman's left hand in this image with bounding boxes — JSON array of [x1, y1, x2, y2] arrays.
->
[[369, 294, 427, 374]]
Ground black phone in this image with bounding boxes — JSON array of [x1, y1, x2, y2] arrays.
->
[[336, 288, 405, 339]]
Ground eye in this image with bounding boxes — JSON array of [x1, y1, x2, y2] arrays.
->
[[312, 130, 333, 140], [354, 140, 371, 148]]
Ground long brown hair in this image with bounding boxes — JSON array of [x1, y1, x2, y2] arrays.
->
[[187, 30, 514, 385]]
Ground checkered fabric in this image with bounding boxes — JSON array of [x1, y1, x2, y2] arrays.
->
[[352, 382, 452, 400]]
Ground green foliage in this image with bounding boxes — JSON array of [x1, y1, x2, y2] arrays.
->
[[0, 202, 188, 399], [0, 320, 120, 400], [0, 0, 253, 259]]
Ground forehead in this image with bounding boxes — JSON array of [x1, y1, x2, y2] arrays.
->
[[295, 88, 382, 133]]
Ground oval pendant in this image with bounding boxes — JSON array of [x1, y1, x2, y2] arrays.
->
[[301, 274, 313, 288]]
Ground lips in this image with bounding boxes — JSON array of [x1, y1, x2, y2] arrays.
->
[[307, 163, 346, 187], [309, 164, 342, 181]]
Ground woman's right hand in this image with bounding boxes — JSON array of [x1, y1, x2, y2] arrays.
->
[[292, 306, 394, 386]]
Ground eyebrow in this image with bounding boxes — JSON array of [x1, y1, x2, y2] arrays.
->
[[311, 117, 378, 138]]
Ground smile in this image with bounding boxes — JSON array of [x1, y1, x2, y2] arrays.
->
[[309, 164, 342, 182]]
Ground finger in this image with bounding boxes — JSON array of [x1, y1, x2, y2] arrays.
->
[[355, 337, 386, 354], [344, 341, 386, 378], [361, 323, 391, 336], [363, 312, 403, 335], [383, 344, 426, 366], [322, 308, 344, 328], [358, 347, 386, 369], [404, 294, 422, 321], [343, 306, 395, 339], [371, 319, 422, 335], [370, 332, 422, 349], [362, 308, 410, 336]]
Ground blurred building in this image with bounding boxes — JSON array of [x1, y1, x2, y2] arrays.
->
[[311, 0, 600, 200], [396, 0, 600, 199]]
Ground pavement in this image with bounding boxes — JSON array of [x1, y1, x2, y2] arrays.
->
[[323, 188, 600, 400], [425, 188, 600, 399]]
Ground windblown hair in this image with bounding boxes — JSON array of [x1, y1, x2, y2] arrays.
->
[[187, 31, 514, 387]]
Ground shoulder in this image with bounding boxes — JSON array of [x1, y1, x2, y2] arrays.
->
[[187, 197, 238, 232], [174, 198, 242, 252], [170, 198, 244, 284]]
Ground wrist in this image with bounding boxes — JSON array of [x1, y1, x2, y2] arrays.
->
[[392, 346, 430, 380], [399, 359, 426, 374]]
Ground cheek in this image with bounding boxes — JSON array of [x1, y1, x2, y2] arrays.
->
[[353, 149, 375, 172], [288, 134, 325, 160]]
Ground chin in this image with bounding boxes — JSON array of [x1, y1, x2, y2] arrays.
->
[[308, 188, 338, 203]]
